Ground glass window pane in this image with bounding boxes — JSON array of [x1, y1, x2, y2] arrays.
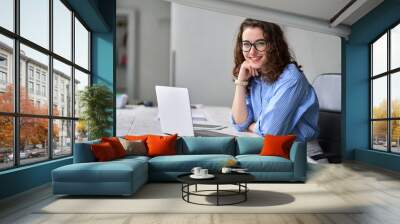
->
[[372, 77, 387, 119], [0, 0, 14, 31], [392, 120, 400, 153], [392, 24, 400, 70], [372, 121, 388, 151], [53, 119, 72, 158], [20, 44, 49, 115], [53, 0, 72, 60], [75, 18, 89, 70], [391, 72, 400, 118], [20, 117, 49, 165], [74, 69, 89, 118], [75, 120, 88, 143], [0, 34, 14, 112], [53, 59, 72, 117], [0, 116, 14, 170], [20, 0, 49, 49], [372, 33, 387, 76]]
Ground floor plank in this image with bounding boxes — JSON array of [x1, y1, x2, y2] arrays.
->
[[1, 162, 400, 224]]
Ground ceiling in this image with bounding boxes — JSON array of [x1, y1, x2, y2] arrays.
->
[[225, 0, 352, 24], [165, 0, 384, 37], [224, 0, 383, 26]]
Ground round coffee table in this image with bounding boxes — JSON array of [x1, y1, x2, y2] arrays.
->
[[177, 173, 255, 206]]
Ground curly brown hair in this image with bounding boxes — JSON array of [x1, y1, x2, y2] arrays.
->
[[233, 18, 301, 83]]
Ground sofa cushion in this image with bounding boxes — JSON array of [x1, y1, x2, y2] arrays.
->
[[180, 137, 235, 155], [260, 135, 296, 159], [236, 155, 293, 172], [148, 154, 235, 172], [101, 137, 127, 158], [73, 139, 100, 163], [235, 137, 263, 155], [147, 134, 178, 157], [119, 138, 147, 156], [91, 142, 118, 161], [124, 135, 149, 141], [53, 158, 147, 183]]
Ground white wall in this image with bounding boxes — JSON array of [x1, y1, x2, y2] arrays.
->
[[117, 0, 171, 103], [171, 3, 243, 106], [284, 27, 341, 82], [171, 3, 341, 106]]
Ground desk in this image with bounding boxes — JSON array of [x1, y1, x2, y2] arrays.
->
[[116, 105, 258, 137]]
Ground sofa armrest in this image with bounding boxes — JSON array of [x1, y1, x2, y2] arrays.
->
[[289, 141, 307, 181], [73, 140, 100, 163]]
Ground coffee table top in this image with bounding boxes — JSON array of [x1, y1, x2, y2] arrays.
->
[[177, 172, 255, 185]]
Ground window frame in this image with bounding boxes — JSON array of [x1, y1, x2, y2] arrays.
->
[[0, 0, 92, 171], [370, 20, 400, 154]]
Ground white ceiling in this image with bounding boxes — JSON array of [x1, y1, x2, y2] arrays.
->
[[225, 0, 352, 23], [165, 0, 384, 37], [223, 0, 383, 26]]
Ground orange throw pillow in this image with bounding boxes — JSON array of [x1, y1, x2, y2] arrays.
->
[[101, 137, 127, 158], [146, 134, 177, 157], [124, 135, 149, 142], [259, 134, 296, 159], [91, 142, 117, 162]]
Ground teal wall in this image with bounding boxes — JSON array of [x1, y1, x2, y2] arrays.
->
[[0, 0, 116, 200], [0, 158, 72, 199], [91, 0, 116, 136], [344, 0, 400, 170]]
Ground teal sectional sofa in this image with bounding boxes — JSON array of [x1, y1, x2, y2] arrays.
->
[[52, 137, 306, 196]]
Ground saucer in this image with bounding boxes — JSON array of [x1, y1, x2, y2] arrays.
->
[[190, 174, 215, 179]]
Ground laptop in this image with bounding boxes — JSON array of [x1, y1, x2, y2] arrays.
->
[[155, 86, 231, 137]]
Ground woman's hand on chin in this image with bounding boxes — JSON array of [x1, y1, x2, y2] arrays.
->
[[238, 61, 260, 81]]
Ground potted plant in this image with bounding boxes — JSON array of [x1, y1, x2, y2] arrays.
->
[[79, 84, 113, 140]]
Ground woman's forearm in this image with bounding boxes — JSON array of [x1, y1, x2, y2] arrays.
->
[[231, 85, 248, 124]]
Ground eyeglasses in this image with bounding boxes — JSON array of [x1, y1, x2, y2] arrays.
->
[[241, 40, 268, 52]]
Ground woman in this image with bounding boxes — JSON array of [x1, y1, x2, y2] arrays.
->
[[231, 18, 319, 142]]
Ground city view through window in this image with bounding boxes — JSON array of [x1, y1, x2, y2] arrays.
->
[[371, 23, 400, 153], [0, 0, 91, 170]]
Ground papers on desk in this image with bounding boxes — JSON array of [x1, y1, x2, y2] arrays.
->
[[155, 110, 208, 122], [191, 110, 207, 122]]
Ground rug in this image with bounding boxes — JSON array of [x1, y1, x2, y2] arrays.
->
[[37, 183, 362, 214]]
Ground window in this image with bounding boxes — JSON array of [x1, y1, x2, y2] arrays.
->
[[0, 54, 7, 67], [36, 83, 40, 95], [28, 67, 34, 80], [20, 0, 49, 49], [0, 71, 6, 85], [28, 81, 34, 94], [0, 0, 91, 170], [35, 70, 40, 81], [0, 54, 8, 86], [371, 23, 400, 154], [53, 59, 72, 117], [75, 18, 89, 70], [42, 85, 46, 97], [0, 34, 13, 113], [53, 0, 72, 60], [0, 0, 14, 32]]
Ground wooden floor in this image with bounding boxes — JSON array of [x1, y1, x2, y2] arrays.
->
[[1, 162, 400, 224]]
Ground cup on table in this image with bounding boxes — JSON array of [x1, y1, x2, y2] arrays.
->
[[200, 168, 208, 176], [191, 167, 202, 176], [221, 167, 232, 174]]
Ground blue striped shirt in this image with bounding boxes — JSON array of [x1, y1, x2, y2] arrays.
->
[[232, 63, 319, 142]]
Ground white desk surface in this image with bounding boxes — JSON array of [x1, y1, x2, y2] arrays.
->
[[116, 105, 258, 137]]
